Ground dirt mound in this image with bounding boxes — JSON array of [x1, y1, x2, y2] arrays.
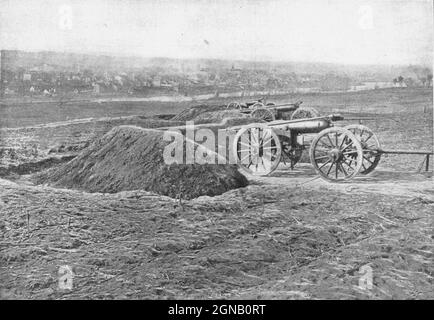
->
[[193, 110, 250, 122], [171, 104, 228, 121], [35, 126, 248, 199]]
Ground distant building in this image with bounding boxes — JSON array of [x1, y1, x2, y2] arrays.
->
[[152, 77, 161, 87], [23, 73, 31, 81], [93, 83, 100, 94]]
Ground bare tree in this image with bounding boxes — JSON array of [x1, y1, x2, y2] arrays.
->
[[427, 74, 433, 86]]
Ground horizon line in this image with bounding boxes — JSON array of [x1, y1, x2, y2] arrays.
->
[[1, 48, 431, 69]]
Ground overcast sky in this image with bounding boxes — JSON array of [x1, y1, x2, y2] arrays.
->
[[0, 0, 432, 65]]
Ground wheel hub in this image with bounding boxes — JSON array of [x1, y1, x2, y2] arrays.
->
[[328, 148, 343, 162]]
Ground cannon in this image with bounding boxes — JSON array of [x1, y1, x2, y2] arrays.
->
[[227, 99, 319, 121], [230, 114, 426, 182]]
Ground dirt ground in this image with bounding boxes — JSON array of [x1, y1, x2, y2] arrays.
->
[[0, 167, 432, 299], [0, 87, 433, 299]]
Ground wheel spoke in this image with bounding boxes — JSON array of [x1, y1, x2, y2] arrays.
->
[[335, 163, 338, 179], [318, 159, 331, 170], [239, 148, 251, 153], [315, 155, 329, 161], [262, 137, 273, 147], [240, 153, 250, 162], [326, 163, 334, 176], [342, 159, 354, 170], [250, 130, 259, 145], [326, 134, 335, 147], [318, 140, 333, 149], [341, 141, 354, 152], [339, 134, 347, 149], [315, 147, 331, 153], [339, 163, 347, 176], [364, 157, 374, 165], [364, 133, 373, 143]]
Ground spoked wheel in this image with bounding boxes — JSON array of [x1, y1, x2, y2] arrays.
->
[[233, 123, 281, 176], [291, 107, 320, 120], [345, 124, 381, 174], [309, 127, 363, 182], [227, 102, 241, 109], [251, 108, 275, 122]]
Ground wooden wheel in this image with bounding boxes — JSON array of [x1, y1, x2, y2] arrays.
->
[[233, 123, 281, 176], [345, 124, 381, 174], [291, 107, 320, 120], [227, 102, 241, 109], [251, 108, 275, 122], [309, 127, 363, 182]]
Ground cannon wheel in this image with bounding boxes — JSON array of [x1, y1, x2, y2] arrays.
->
[[233, 123, 281, 176], [251, 108, 275, 122], [227, 102, 241, 109], [291, 107, 320, 120], [345, 124, 381, 175], [309, 127, 363, 182]]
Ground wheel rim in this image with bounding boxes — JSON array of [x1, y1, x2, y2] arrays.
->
[[233, 124, 281, 176], [251, 108, 275, 122], [291, 107, 320, 120], [345, 124, 381, 174], [309, 128, 363, 182]]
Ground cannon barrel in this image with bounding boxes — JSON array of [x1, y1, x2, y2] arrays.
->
[[267, 114, 343, 133], [279, 118, 331, 133], [226, 114, 342, 133]]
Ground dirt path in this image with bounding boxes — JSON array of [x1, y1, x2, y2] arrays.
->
[[248, 164, 434, 201], [0, 116, 138, 131]]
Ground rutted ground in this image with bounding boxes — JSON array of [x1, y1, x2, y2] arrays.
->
[[0, 88, 432, 299], [0, 177, 432, 299]]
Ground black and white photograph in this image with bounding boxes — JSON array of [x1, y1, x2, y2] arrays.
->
[[0, 0, 433, 303]]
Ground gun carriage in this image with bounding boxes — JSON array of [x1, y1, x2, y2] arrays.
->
[[230, 114, 433, 182], [227, 100, 319, 121]]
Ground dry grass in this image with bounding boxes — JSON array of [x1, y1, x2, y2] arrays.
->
[[0, 181, 432, 299]]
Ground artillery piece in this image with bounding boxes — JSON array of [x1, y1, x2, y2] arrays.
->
[[230, 114, 392, 182], [227, 99, 319, 121]]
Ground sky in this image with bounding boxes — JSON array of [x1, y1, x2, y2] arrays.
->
[[0, 0, 432, 66]]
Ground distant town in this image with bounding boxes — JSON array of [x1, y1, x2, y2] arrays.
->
[[0, 50, 432, 99]]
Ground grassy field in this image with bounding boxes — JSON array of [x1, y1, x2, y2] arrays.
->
[[1, 87, 432, 128]]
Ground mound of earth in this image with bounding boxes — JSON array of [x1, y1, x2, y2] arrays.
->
[[193, 110, 250, 122], [171, 104, 228, 121], [35, 126, 248, 199]]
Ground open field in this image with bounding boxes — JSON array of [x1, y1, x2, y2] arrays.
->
[[1, 87, 432, 128], [0, 176, 432, 299], [0, 87, 433, 299]]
